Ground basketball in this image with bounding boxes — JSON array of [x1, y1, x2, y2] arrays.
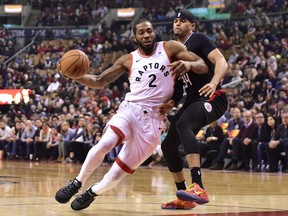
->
[[59, 49, 90, 79]]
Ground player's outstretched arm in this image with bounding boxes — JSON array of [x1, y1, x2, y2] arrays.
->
[[164, 40, 208, 77], [74, 54, 130, 89]]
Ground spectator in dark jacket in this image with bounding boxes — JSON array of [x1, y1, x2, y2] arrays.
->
[[210, 110, 256, 170], [267, 106, 288, 172], [200, 120, 225, 158], [249, 112, 272, 171], [243, 93, 255, 110]]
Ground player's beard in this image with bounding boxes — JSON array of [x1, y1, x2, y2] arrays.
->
[[138, 37, 157, 55]]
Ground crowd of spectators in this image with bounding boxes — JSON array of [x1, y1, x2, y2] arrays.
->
[[230, 0, 287, 16], [0, 1, 288, 171], [36, 0, 189, 26]]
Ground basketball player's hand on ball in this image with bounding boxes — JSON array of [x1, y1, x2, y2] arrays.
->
[[199, 82, 217, 98], [168, 60, 191, 79], [157, 99, 175, 115]]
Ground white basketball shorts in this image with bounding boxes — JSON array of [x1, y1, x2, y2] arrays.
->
[[107, 100, 164, 174]]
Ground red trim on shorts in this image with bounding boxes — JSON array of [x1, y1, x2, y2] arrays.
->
[[110, 125, 125, 147], [207, 89, 224, 102], [116, 157, 135, 174]]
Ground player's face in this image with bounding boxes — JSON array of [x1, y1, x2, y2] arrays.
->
[[281, 112, 288, 125], [173, 18, 194, 38], [134, 22, 156, 54]]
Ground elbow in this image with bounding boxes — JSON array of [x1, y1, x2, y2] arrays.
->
[[222, 60, 228, 72], [202, 64, 208, 74], [197, 60, 208, 74], [191, 60, 208, 74], [93, 76, 106, 89], [88, 83, 105, 89], [218, 57, 228, 72], [94, 80, 106, 89]]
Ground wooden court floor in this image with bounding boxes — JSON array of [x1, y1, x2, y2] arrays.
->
[[0, 160, 288, 216]]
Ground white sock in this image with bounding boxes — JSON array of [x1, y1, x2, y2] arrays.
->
[[76, 127, 119, 186], [91, 162, 127, 195]]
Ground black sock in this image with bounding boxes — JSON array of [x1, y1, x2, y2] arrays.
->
[[190, 167, 204, 189], [175, 180, 186, 190]]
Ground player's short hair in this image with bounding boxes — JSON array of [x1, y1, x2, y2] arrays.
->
[[132, 19, 151, 35]]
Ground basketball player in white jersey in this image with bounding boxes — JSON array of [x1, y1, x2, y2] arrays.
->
[[55, 19, 208, 211]]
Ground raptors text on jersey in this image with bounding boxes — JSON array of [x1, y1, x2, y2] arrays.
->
[[125, 42, 174, 107]]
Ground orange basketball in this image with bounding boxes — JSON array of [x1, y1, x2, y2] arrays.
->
[[59, 49, 90, 79]]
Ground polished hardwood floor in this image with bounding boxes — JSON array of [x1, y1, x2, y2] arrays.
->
[[0, 160, 288, 216]]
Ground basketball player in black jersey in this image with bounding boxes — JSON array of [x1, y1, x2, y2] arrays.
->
[[160, 10, 228, 209]]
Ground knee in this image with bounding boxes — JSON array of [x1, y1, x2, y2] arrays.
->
[[102, 140, 116, 153], [161, 140, 169, 154], [161, 139, 177, 156]]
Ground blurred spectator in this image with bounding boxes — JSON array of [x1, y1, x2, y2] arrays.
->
[[96, 1, 108, 17], [9, 121, 25, 159], [266, 81, 277, 101], [200, 121, 225, 164], [244, 4, 256, 16], [228, 110, 256, 170], [34, 120, 51, 161], [249, 112, 271, 171], [0, 119, 12, 159], [83, 122, 96, 155], [60, 121, 75, 161], [50, 115, 61, 132], [165, 7, 176, 20], [47, 73, 61, 92], [277, 89, 288, 103], [44, 126, 61, 161], [20, 120, 37, 160], [227, 46, 239, 64], [254, 92, 266, 110], [255, 12, 271, 27], [243, 93, 255, 110], [255, 114, 278, 172], [267, 106, 288, 172], [68, 116, 86, 163]]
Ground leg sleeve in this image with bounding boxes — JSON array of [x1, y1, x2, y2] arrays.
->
[[161, 121, 183, 172], [175, 101, 206, 154]]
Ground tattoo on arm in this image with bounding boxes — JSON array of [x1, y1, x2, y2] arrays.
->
[[97, 64, 127, 87]]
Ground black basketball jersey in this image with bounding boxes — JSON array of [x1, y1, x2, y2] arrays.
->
[[172, 32, 222, 104]]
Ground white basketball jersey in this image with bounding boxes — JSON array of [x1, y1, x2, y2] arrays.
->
[[125, 42, 174, 107]]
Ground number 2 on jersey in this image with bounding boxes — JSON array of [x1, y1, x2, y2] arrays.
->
[[148, 74, 157, 87]]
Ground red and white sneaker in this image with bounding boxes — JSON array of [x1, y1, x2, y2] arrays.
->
[[176, 183, 209, 204], [161, 198, 196, 210]]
